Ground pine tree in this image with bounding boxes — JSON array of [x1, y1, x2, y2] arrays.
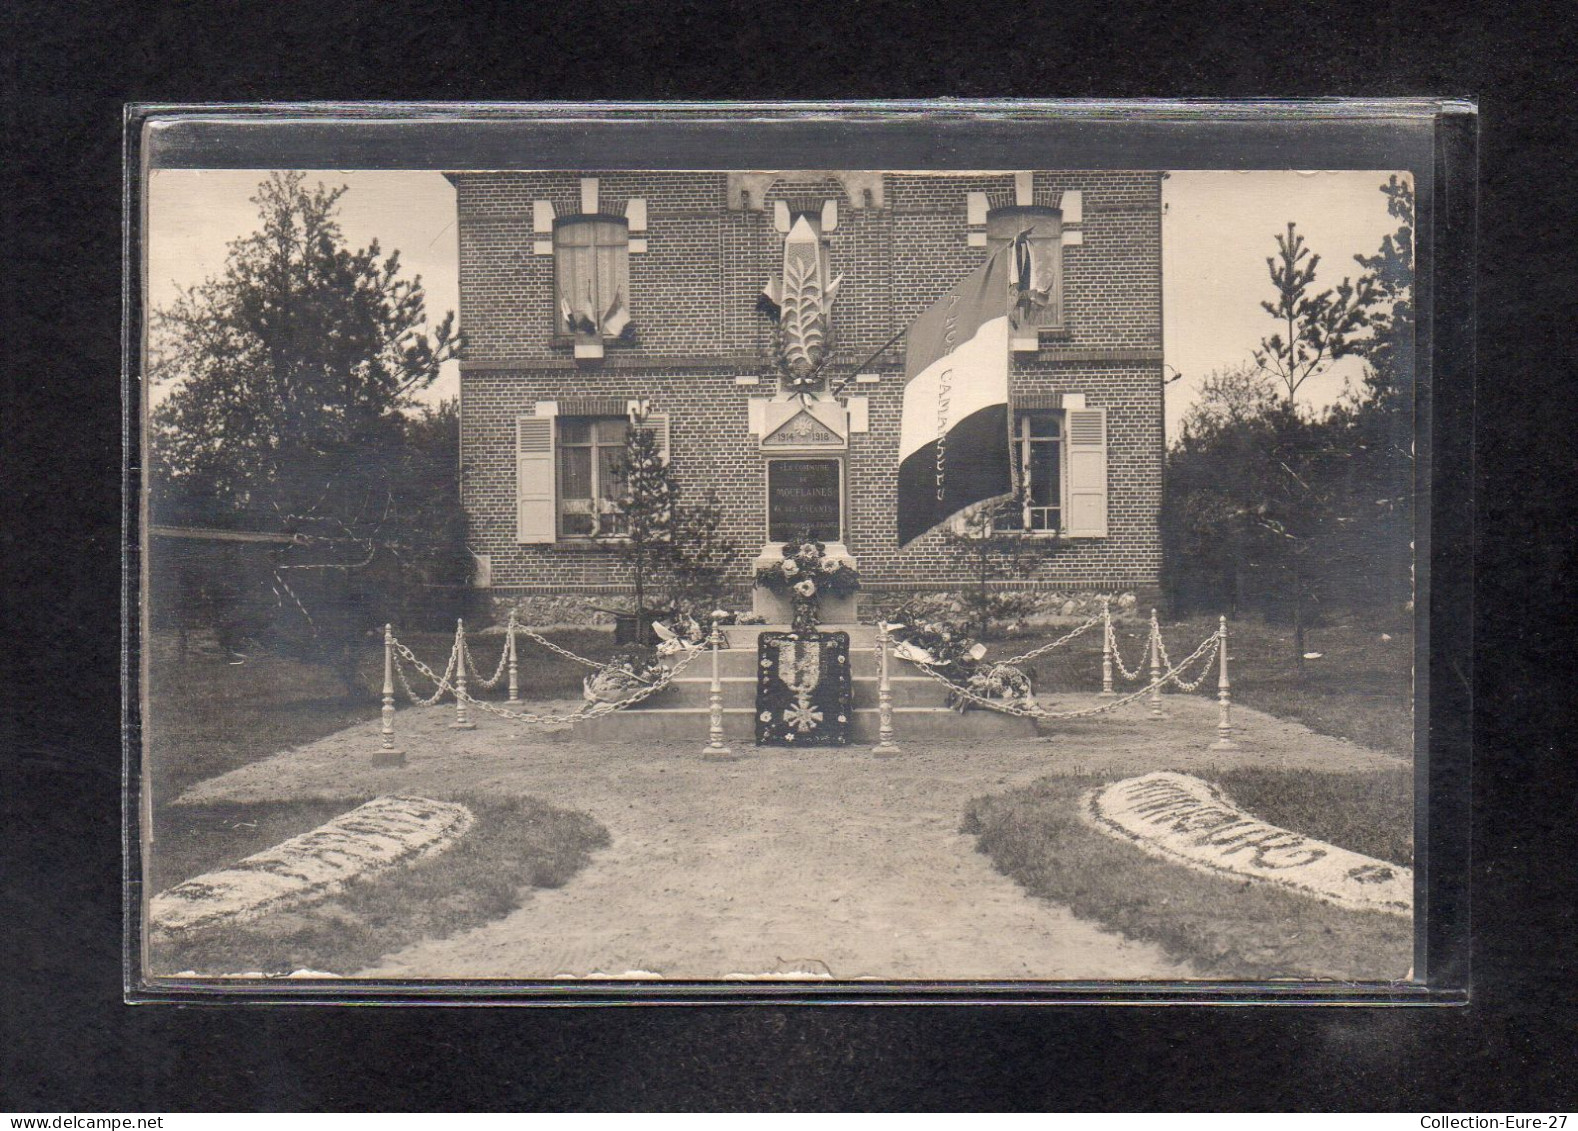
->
[[1253, 222, 1375, 407], [607, 421, 678, 645]]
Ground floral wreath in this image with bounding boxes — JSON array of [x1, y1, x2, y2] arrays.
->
[[753, 535, 862, 602]]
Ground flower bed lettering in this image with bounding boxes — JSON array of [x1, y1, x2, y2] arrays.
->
[[150, 797, 475, 938], [1082, 772, 1411, 917]]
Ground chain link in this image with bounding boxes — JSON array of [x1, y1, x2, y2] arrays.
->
[[391, 639, 458, 707], [387, 626, 709, 726], [1167, 635, 1220, 692], [1107, 621, 1149, 681], [512, 623, 615, 670], [905, 628, 1221, 721], [462, 631, 510, 690], [995, 613, 1103, 667], [456, 641, 707, 724]]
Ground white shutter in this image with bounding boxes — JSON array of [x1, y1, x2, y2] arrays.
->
[[641, 412, 671, 464], [516, 415, 557, 544], [1064, 407, 1108, 538]]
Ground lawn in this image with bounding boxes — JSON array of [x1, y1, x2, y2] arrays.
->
[[988, 612, 1414, 759], [962, 767, 1415, 981], [140, 625, 620, 977], [147, 793, 609, 977], [141, 625, 622, 805]]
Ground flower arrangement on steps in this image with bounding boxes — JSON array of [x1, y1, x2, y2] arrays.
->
[[753, 535, 861, 634], [887, 618, 1036, 712], [582, 644, 665, 704]]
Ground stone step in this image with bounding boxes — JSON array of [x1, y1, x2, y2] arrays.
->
[[573, 704, 1039, 744], [694, 646, 886, 678], [646, 675, 948, 709], [716, 624, 878, 649]]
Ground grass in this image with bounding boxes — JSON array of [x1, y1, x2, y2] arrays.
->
[[988, 612, 1413, 758], [142, 626, 623, 804], [147, 794, 610, 977], [961, 769, 1414, 981]]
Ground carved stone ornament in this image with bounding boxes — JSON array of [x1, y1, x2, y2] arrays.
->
[[759, 396, 848, 450], [760, 214, 842, 389]]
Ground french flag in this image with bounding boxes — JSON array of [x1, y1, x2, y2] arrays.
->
[[896, 247, 1014, 545]]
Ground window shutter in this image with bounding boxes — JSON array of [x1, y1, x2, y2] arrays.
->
[[1064, 407, 1108, 537], [516, 415, 557, 544], [641, 412, 671, 464]]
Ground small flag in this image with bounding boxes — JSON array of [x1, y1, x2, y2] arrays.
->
[[896, 247, 1014, 545], [758, 277, 783, 323], [601, 288, 630, 338]]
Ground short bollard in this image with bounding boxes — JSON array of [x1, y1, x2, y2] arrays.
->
[[449, 618, 477, 730], [1210, 615, 1240, 751], [1147, 609, 1168, 720], [375, 623, 405, 766], [1098, 597, 1116, 697], [873, 621, 901, 758], [505, 612, 520, 704], [701, 612, 734, 760]]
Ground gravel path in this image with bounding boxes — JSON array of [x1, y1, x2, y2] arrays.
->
[[175, 694, 1404, 981]]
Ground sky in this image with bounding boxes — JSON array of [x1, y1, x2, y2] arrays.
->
[[145, 168, 1406, 440]]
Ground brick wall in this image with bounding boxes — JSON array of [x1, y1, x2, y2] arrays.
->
[[453, 171, 1164, 595]]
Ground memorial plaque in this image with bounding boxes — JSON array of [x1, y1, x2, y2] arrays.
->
[[767, 458, 841, 542]]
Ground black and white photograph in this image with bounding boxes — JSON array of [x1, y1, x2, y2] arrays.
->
[[135, 132, 1423, 989]]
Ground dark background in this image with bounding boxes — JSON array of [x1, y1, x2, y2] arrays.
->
[[3, 1, 1574, 1111]]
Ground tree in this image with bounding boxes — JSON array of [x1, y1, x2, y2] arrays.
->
[[939, 499, 1047, 640], [149, 172, 461, 687], [1253, 222, 1375, 407], [1352, 174, 1415, 410], [1161, 365, 1278, 617], [605, 420, 677, 645], [664, 489, 738, 619], [1332, 174, 1416, 611]]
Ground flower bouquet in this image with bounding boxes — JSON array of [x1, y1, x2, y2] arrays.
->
[[753, 534, 861, 633], [651, 611, 707, 656], [583, 643, 665, 704], [886, 618, 1033, 711]]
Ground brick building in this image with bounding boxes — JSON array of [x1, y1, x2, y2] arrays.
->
[[448, 169, 1165, 615]]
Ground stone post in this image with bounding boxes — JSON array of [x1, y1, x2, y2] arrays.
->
[[1098, 596, 1116, 697], [1147, 609, 1167, 720], [450, 618, 476, 730], [375, 623, 405, 766], [1210, 615, 1240, 751], [702, 612, 734, 760], [874, 621, 901, 758]]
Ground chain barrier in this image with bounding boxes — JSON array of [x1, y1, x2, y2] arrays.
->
[[1167, 635, 1221, 692], [906, 628, 1222, 722], [1106, 621, 1149, 681], [995, 613, 1103, 667], [511, 623, 617, 671], [385, 623, 707, 727], [391, 639, 458, 707], [462, 631, 510, 691], [456, 641, 707, 725]]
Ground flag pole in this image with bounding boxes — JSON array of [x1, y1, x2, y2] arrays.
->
[[824, 323, 911, 399], [826, 239, 1023, 400], [1006, 232, 1023, 508]]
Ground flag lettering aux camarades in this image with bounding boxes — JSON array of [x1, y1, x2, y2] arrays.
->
[[896, 248, 1014, 545]]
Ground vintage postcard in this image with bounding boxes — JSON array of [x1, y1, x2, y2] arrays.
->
[[136, 126, 1426, 991]]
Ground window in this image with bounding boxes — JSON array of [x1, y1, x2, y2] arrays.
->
[[515, 410, 669, 544], [986, 205, 1064, 333], [556, 417, 631, 538], [1016, 410, 1063, 532], [990, 405, 1107, 538], [554, 216, 631, 344]]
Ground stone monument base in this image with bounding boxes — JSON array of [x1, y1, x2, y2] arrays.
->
[[751, 542, 859, 624]]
